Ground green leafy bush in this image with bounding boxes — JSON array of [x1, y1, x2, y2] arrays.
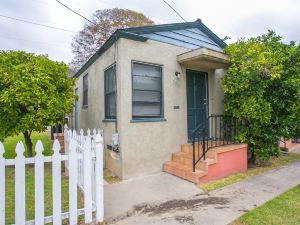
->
[[223, 31, 300, 162], [0, 51, 75, 156]]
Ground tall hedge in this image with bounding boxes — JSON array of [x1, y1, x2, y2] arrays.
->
[[223, 31, 300, 162]]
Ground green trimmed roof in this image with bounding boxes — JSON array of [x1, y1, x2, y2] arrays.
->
[[74, 21, 227, 77]]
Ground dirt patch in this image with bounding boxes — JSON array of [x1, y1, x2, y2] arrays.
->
[[215, 206, 230, 209], [174, 215, 194, 224], [134, 195, 229, 216], [107, 194, 229, 224], [104, 168, 121, 184]]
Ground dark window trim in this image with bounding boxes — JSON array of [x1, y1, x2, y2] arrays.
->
[[102, 118, 117, 123], [104, 63, 117, 119], [82, 73, 88, 108], [131, 60, 164, 120], [130, 118, 167, 123]]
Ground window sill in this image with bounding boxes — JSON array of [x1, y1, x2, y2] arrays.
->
[[82, 105, 88, 109], [103, 119, 117, 123], [130, 118, 167, 123]]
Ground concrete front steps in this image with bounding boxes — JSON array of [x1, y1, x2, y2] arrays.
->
[[163, 143, 248, 184]]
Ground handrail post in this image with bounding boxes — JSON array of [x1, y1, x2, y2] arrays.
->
[[202, 128, 206, 160], [192, 135, 195, 172]]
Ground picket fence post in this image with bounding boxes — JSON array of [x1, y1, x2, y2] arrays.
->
[[69, 138, 78, 225], [35, 141, 45, 225], [0, 142, 5, 225], [95, 133, 104, 222], [1, 127, 104, 225], [64, 124, 69, 154], [79, 129, 83, 144], [84, 137, 93, 223], [92, 129, 97, 140], [52, 140, 62, 225], [15, 141, 26, 224]]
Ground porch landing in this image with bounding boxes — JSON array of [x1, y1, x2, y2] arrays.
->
[[163, 143, 248, 184]]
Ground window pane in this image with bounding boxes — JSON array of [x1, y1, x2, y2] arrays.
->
[[106, 93, 116, 118], [133, 63, 161, 78], [105, 66, 116, 94], [105, 66, 116, 118], [133, 102, 161, 117], [83, 74, 88, 106], [132, 62, 163, 118], [133, 75, 161, 91], [133, 90, 161, 102]]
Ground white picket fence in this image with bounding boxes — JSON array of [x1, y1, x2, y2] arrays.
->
[[0, 127, 104, 225]]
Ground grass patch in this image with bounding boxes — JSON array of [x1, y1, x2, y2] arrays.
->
[[2, 131, 52, 158], [200, 153, 300, 192], [231, 185, 300, 225], [5, 165, 84, 224], [3, 132, 84, 224]]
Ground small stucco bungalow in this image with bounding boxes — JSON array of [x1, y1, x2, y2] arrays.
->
[[72, 20, 248, 183]]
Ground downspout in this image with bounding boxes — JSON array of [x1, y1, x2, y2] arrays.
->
[[113, 33, 118, 133]]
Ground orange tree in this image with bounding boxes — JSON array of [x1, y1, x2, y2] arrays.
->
[[223, 31, 300, 162], [0, 51, 75, 156]]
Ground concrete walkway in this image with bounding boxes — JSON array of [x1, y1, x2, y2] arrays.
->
[[104, 173, 201, 220], [104, 161, 300, 225]]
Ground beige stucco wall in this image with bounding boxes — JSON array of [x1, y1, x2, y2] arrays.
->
[[74, 42, 123, 178], [75, 37, 226, 180], [117, 38, 226, 179]]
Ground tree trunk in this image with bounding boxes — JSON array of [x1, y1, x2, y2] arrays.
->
[[23, 131, 33, 157]]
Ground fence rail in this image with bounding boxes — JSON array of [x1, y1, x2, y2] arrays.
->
[[0, 127, 104, 225]]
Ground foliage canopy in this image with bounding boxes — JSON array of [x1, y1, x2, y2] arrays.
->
[[223, 31, 300, 161], [70, 8, 154, 70], [0, 51, 75, 156]]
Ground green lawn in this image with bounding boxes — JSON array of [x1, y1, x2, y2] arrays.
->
[[2, 131, 52, 158], [232, 185, 300, 225], [3, 132, 83, 224], [200, 153, 300, 192]]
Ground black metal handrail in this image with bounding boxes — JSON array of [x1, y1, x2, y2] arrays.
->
[[192, 114, 240, 172]]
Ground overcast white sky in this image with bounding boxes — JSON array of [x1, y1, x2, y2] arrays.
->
[[1, 0, 299, 63]]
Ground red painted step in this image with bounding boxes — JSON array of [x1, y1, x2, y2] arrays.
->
[[163, 143, 248, 184]]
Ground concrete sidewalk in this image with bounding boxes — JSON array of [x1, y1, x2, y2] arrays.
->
[[104, 172, 201, 220], [104, 161, 300, 225]]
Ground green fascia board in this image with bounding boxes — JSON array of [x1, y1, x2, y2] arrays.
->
[[119, 22, 201, 34], [73, 30, 148, 78], [197, 23, 227, 48]]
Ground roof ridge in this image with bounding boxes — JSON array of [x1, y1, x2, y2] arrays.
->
[[119, 21, 199, 32]]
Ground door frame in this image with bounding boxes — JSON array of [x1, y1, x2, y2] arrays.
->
[[186, 69, 209, 142]]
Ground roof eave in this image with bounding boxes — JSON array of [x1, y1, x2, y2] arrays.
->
[[73, 21, 227, 78], [197, 23, 227, 49]]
